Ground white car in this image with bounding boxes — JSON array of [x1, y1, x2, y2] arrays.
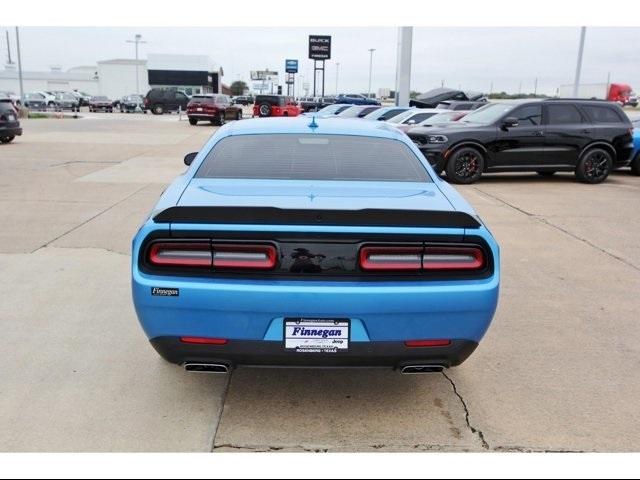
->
[[34, 91, 58, 109], [384, 108, 443, 127]]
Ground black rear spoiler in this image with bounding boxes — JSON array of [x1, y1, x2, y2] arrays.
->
[[153, 207, 481, 229]]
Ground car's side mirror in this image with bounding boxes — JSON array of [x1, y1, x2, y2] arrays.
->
[[502, 117, 519, 129], [184, 152, 198, 166]]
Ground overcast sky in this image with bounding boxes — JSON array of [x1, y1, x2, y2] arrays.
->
[[1, 26, 639, 95]]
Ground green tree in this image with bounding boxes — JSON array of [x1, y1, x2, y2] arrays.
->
[[230, 81, 248, 96]]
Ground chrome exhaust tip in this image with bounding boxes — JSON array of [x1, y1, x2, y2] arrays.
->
[[400, 364, 445, 374], [184, 363, 230, 374]]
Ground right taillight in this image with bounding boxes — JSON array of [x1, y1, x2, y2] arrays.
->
[[422, 246, 484, 271], [359, 245, 485, 272]]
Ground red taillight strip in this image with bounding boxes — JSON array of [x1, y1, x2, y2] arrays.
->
[[180, 337, 228, 345], [359, 246, 423, 271], [212, 244, 277, 270], [405, 339, 451, 348], [422, 246, 484, 271], [148, 242, 212, 267]]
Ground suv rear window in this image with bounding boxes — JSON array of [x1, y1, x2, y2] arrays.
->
[[582, 105, 624, 123], [196, 134, 429, 182], [547, 104, 584, 124], [0, 102, 15, 112], [255, 95, 283, 106]]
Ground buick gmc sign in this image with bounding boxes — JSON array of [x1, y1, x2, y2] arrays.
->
[[309, 35, 332, 60]]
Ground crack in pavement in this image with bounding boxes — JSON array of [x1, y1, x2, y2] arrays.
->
[[442, 371, 490, 451], [210, 373, 233, 453], [473, 186, 640, 273], [31, 183, 151, 254]]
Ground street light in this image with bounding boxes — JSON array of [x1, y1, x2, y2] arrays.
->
[[367, 48, 375, 99], [126, 34, 147, 95], [335, 62, 340, 95]]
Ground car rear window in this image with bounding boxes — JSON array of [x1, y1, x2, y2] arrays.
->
[[0, 102, 15, 112], [582, 105, 625, 123], [196, 134, 430, 182]]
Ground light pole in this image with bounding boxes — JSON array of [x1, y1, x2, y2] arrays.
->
[[335, 62, 340, 96], [15, 27, 24, 103], [572, 27, 586, 97], [126, 34, 147, 95], [367, 48, 375, 99]]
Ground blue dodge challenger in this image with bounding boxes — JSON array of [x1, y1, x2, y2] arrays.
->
[[131, 117, 500, 374]]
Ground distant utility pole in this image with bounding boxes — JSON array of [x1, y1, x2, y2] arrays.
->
[[489, 81, 493, 94], [15, 27, 24, 101], [126, 33, 147, 95], [5, 30, 13, 65], [335, 62, 340, 95], [367, 48, 375, 99], [572, 27, 586, 97], [534, 78, 538, 96]]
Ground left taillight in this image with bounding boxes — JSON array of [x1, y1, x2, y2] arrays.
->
[[146, 241, 277, 270], [359, 244, 485, 272], [148, 242, 212, 267]]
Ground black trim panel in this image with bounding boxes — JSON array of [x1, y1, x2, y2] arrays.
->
[[150, 337, 478, 369], [153, 207, 481, 229]]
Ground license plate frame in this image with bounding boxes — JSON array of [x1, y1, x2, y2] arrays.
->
[[283, 317, 350, 354]]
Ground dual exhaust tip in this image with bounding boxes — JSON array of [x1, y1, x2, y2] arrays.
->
[[183, 363, 446, 374]]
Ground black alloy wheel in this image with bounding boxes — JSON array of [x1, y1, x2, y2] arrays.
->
[[576, 148, 612, 184], [446, 147, 485, 184]]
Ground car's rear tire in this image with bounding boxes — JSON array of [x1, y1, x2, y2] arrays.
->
[[258, 103, 271, 117], [537, 171, 556, 176], [214, 111, 225, 126], [575, 148, 612, 184], [152, 104, 164, 115], [630, 153, 640, 176], [236, 110, 242, 120], [445, 147, 485, 184], [1, 136, 15, 144], [188, 118, 198, 126]]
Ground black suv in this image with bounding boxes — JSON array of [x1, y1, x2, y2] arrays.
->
[[0, 100, 22, 144], [407, 99, 634, 184], [144, 88, 191, 115]]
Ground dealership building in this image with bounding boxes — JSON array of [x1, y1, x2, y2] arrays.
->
[[0, 54, 224, 99]]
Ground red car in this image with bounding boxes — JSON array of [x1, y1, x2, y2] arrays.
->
[[186, 94, 243, 126], [252, 95, 301, 117]]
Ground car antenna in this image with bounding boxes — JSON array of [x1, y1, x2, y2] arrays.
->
[[308, 116, 319, 129]]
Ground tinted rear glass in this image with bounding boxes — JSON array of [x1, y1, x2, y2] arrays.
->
[[196, 134, 429, 182], [582, 105, 624, 123], [0, 102, 15, 112], [547, 104, 584, 124]]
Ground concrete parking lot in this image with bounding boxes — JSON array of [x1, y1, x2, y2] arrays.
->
[[1, 111, 639, 452]]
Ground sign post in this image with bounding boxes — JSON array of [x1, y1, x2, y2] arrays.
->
[[308, 35, 331, 98], [285, 59, 298, 96]]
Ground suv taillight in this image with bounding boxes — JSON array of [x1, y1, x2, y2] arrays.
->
[[359, 245, 485, 272]]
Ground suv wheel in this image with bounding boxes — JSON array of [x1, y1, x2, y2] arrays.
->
[[188, 118, 198, 126], [575, 148, 612, 184], [258, 103, 271, 117], [153, 104, 164, 115], [213, 112, 225, 126], [445, 147, 485, 184], [1, 136, 15, 144], [630, 153, 640, 176], [236, 110, 242, 120]]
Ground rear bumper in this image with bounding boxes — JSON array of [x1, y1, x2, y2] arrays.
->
[[187, 113, 217, 119], [0, 125, 22, 137], [151, 336, 478, 369]]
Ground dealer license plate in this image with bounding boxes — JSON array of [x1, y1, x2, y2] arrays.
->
[[284, 318, 350, 353]]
